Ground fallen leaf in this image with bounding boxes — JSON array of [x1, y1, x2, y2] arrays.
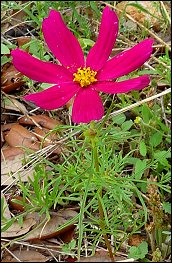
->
[[19, 114, 61, 129], [33, 126, 62, 154], [33, 126, 57, 144], [59, 225, 76, 243], [17, 36, 31, 50], [79, 250, 112, 262], [128, 234, 147, 246], [9, 195, 28, 212], [10, 9, 27, 26], [65, 256, 77, 262], [1, 123, 16, 132], [22, 210, 78, 241], [116, 1, 162, 32], [1, 217, 36, 238], [1, 153, 25, 185], [2, 97, 28, 114], [5, 123, 40, 151], [1, 152, 34, 186], [79, 249, 128, 262], [1, 146, 24, 160], [2, 249, 51, 262], [1, 80, 25, 93], [1, 64, 25, 93]]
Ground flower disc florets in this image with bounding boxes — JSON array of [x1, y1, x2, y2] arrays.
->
[[73, 67, 97, 87]]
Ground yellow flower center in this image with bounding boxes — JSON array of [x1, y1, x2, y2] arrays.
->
[[73, 67, 97, 87]]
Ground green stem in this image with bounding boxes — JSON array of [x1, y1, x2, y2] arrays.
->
[[92, 141, 115, 262], [142, 121, 170, 138]]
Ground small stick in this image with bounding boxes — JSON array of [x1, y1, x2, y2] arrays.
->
[[109, 88, 171, 118]]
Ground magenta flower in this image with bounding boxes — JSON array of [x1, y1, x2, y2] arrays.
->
[[11, 6, 154, 124]]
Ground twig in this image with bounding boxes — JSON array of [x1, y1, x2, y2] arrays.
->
[[45, 248, 58, 262], [160, 96, 169, 127], [152, 56, 171, 70], [160, 1, 171, 25], [4, 247, 21, 262], [2, 238, 75, 256], [2, 21, 33, 34], [1, 1, 34, 23], [1, 126, 81, 192], [109, 88, 171, 118], [116, 259, 135, 262], [144, 62, 156, 70], [1, 35, 13, 45]]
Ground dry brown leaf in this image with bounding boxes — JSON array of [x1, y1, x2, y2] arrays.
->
[[1, 217, 36, 238], [17, 36, 31, 49], [33, 126, 62, 154], [128, 234, 147, 246], [58, 225, 76, 243], [19, 114, 61, 129], [1, 79, 25, 93], [79, 250, 111, 262], [1, 123, 16, 132], [1, 153, 25, 185], [1, 64, 25, 93], [10, 9, 27, 26], [116, 1, 162, 32], [1, 152, 34, 186], [8, 195, 28, 212], [79, 249, 128, 262], [33, 126, 57, 144], [2, 249, 51, 262], [1, 147, 25, 160], [2, 97, 28, 114], [22, 210, 78, 241], [5, 123, 40, 151], [1, 124, 16, 147]]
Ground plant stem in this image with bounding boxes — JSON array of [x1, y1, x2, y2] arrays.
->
[[92, 141, 115, 262], [98, 190, 115, 262]]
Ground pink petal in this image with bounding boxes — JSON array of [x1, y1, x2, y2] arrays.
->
[[95, 75, 150, 94], [42, 10, 85, 73], [11, 48, 73, 83], [72, 87, 104, 123], [98, 39, 154, 80], [86, 6, 118, 71], [24, 83, 80, 110]]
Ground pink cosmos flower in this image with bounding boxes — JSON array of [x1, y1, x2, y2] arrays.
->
[[11, 6, 154, 124]]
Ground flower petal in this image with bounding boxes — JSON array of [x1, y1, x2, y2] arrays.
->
[[86, 6, 118, 71], [95, 75, 150, 94], [11, 48, 73, 84], [98, 39, 154, 80], [42, 10, 85, 72], [72, 87, 104, 123], [24, 83, 80, 110]]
